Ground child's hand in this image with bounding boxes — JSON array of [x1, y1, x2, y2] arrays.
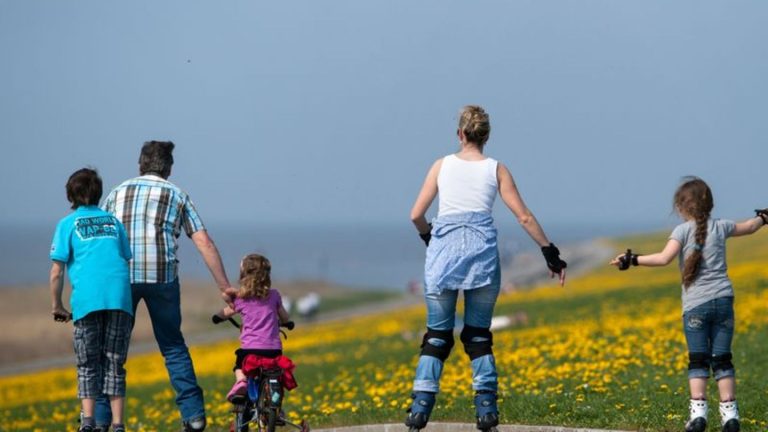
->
[[52, 306, 71, 323], [609, 254, 624, 267], [221, 286, 238, 307]]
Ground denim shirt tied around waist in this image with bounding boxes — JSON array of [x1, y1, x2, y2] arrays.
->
[[424, 212, 500, 294]]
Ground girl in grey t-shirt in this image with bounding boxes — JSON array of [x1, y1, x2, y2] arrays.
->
[[610, 177, 767, 432]]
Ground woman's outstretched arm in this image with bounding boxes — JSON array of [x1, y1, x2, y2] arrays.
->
[[497, 163, 550, 247], [410, 159, 443, 234]]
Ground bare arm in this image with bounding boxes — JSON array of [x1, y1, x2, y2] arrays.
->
[[190, 230, 236, 305], [277, 304, 290, 324], [49, 261, 70, 322], [497, 163, 550, 247], [214, 305, 237, 320], [410, 159, 442, 234], [610, 239, 681, 268], [731, 217, 765, 237]]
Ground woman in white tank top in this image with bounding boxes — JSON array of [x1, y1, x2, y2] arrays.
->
[[405, 105, 567, 431]]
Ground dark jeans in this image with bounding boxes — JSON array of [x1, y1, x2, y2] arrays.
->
[[95, 279, 205, 424], [683, 296, 736, 380]]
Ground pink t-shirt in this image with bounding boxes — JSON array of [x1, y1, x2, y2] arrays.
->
[[234, 289, 283, 350]]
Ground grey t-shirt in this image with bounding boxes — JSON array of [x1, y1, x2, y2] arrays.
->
[[670, 218, 736, 313]]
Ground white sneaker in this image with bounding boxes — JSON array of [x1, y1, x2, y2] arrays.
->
[[719, 400, 740, 432], [685, 399, 708, 432]]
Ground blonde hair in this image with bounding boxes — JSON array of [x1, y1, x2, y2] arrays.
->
[[458, 105, 491, 146], [239, 254, 272, 299]]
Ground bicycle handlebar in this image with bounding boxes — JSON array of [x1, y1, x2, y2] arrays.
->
[[211, 314, 295, 332]]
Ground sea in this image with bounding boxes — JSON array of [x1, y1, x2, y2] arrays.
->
[[0, 221, 662, 290]]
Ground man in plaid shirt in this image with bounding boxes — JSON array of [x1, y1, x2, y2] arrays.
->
[[96, 141, 234, 432]]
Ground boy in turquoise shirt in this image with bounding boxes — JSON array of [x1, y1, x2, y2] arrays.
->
[[50, 168, 133, 432]]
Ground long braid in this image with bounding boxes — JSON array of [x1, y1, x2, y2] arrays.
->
[[674, 177, 713, 289], [682, 212, 709, 287]]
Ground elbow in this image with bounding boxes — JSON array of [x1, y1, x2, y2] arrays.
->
[[517, 213, 533, 226], [409, 210, 423, 223]]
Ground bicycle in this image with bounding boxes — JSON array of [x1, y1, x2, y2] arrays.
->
[[212, 315, 310, 432]]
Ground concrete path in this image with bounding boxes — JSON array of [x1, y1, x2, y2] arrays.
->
[[313, 423, 634, 432]]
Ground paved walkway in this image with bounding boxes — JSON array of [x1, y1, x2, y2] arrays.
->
[[313, 423, 634, 432]]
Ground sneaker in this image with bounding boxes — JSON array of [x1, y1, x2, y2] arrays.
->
[[719, 400, 740, 432], [111, 424, 125, 432], [404, 392, 436, 430], [474, 391, 499, 431], [78, 426, 95, 432], [685, 399, 708, 432], [182, 416, 206, 432], [227, 380, 248, 403]]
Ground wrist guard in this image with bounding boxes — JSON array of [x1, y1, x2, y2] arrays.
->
[[755, 209, 768, 225], [541, 243, 567, 273], [618, 249, 639, 271], [419, 224, 433, 247]]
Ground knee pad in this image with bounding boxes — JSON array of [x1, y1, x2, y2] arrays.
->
[[420, 328, 455, 361], [712, 353, 734, 373], [688, 352, 710, 371], [460, 325, 493, 360]]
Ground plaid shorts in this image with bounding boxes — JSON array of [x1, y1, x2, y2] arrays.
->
[[73, 310, 132, 399]]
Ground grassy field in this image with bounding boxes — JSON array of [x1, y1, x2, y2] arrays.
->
[[2, 231, 768, 431]]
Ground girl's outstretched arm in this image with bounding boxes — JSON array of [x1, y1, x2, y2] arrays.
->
[[610, 239, 681, 268], [497, 163, 550, 247], [731, 215, 765, 237], [410, 159, 442, 235]]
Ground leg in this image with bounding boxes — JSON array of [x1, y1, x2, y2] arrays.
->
[[143, 279, 206, 425], [108, 396, 124, 429], [463, 283, 500, 429], [412, 289, 458, 393], [710, 297, 739, 431], [682, 303, 712, 432], [94, 287, 142, 428], [462, 283, 500, 392], [74, 313, 106, 431], [407, 289, 458, 429], [101, 311, 132, 425]]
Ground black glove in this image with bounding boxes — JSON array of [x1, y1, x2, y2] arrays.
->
[[541, 243, 567, 274], [617, 249, 640, 271], [755, 209, 768, 225], [419, 224, 433, 247]]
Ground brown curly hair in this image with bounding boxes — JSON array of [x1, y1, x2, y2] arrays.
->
[[239, 254, 272, 300], [458, 105, 491, 147], [673, 177, 713, 289]]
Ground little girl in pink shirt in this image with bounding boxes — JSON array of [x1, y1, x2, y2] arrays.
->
[[215, 254, 291, 401]]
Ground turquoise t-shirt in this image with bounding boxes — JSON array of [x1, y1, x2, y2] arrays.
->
[[50, 206, 133, 321]]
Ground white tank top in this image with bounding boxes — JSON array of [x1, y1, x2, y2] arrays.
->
[[437, 154, 499, 217]]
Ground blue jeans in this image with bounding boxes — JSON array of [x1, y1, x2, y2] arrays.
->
[[683, 296, 736, 380], [95, 280, 205, 424], [413, 284, 500, 393]]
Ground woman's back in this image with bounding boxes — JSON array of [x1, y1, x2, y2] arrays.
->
[[437, 154, 498, 217]]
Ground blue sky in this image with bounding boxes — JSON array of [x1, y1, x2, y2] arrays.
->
[[1, 1, 766, 229]]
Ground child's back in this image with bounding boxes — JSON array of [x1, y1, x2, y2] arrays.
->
[[235, 289, 283, 350], [670, 218, 735, 313]]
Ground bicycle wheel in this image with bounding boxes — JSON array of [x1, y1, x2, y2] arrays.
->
[[235, 401, 253, 432], [265, 408, 277, 432]]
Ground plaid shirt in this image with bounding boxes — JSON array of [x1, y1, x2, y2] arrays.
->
[[102, 175, 205, 283]]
